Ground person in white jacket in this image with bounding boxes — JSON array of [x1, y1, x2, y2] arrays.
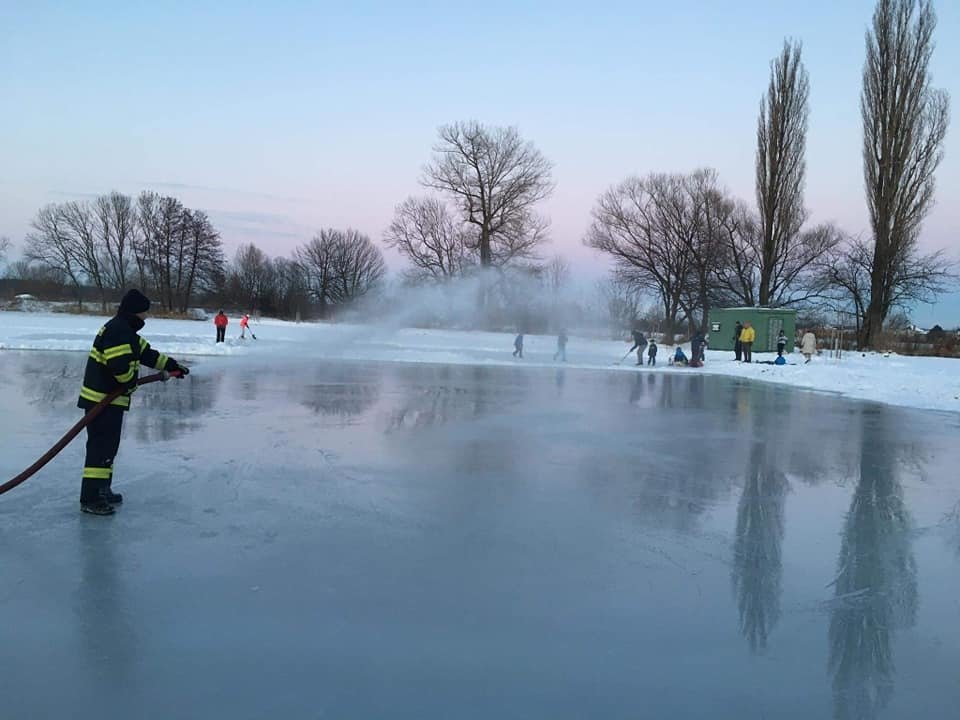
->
[[801, 330, 817, 363]]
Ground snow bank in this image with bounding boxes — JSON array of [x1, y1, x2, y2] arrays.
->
[[1, 311, 957, 414]]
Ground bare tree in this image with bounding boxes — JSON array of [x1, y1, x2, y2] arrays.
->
[[860, 0, 950, 348], [60, 200, 112, 311], [586, 173, 696, 339], [544, 255, 571, 295], [270, 256, 308, 320], [756, 40, 810, 306], [24, 205, 86, 306], [422, 121, 554, 268], [134, 193, 224, 311], [710, 202, 761, 306], [94, 192, 137, 291], [296, 229, 386, 317], [230, 243, 274, 311], [6, 258, 67, 284], [179, 210, 225, 311], [0, 236, 11, 269], [681, 169, 739, 332], [597, 277, 643, 337], [819, 234, 955, 343], [135, 192, 184, 308], [330, 228, 387, 302], [383, 196, 471, 282]]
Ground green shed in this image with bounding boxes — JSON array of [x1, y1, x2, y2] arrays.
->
[[708, 307, 797, 353]]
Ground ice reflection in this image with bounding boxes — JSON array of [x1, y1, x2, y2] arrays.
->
[[731, 438, 788, 654], [827, 407, 917, 720], [132, 372, 224, 442], [386, 364, 528, 431], [74, 521, 137, 692], [386, 385, 475, 431], [297, 364, 381, 420], [16, 355, 80, 408], [947, 503, 960, 558]]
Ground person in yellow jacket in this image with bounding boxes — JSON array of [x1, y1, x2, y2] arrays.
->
[[739, 321, 756, 363]]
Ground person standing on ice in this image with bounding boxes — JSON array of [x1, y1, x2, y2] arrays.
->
[[554, 330, 568, 362], [628, 328, 647, 366], [77, 289, 188, 515], [739, 322, 755, 363], [647, 338, 658, 366], [801, 329, 817, 363], [214, 310, 228, 343], [513, 333, 524, 358], [733, 321, 744, 361], [240, 313, 250, 339], [776, 329, 787, 357]]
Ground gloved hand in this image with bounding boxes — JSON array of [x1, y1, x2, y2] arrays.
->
[[167, 360, 189, 378]]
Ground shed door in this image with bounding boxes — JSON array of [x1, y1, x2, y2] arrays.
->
[[767, 317, 783, 351]]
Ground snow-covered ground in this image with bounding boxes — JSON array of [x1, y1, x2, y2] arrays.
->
[[1, 310, 957, 414]]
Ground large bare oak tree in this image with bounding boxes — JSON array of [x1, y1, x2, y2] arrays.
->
[[422, 122, 553, 268]]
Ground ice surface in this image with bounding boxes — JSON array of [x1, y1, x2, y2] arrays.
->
[[0, 312, 958, 414], [1, 349, 959, 719]]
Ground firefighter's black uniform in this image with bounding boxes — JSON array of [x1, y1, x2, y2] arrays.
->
[[77, 289, 185, 513]]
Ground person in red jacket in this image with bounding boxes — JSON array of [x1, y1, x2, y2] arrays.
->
[[240, 313, 250, 339], [214, 310, 228, 343]]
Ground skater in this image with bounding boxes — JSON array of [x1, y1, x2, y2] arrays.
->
[[628, 328, 648, 366], [554, 330, 568, 362], [733, 321, 744, 361], [513, 333, 524, 359], [776, 329, 787, 357], [240, 313, 250, 339], [671, 346, 688, 366], [647, 339, 658, 366], [739, 322, 755, 363], [801, 329, 817, 363], [214, 310, 228, 343], [78, 289, 188, 515]]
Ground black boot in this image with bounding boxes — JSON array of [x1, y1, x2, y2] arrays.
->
[[102, 489, 123, 505], [81, 500, 115, 516]]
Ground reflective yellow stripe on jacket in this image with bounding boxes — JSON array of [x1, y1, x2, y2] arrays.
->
[[79, 386, 131, 408], [103, 343, 133, 360]]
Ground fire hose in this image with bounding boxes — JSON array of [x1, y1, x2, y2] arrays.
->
[[0, 370, 183, 496]]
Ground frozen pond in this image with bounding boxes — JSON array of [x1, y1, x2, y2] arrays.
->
[[1, 351, 959, 719]]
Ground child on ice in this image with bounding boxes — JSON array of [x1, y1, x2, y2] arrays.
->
[[671, 346, 688, 366]]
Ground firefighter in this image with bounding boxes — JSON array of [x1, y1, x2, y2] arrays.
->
[[77, 289, 189, 515]]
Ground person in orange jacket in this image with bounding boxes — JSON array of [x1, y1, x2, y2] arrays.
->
[[214, 310, 228, 343]]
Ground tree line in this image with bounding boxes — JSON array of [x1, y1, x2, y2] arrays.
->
[[381, 0, 954, 347], [588, 0, 953, 348], [4, 0, 953, 347], [15, 192, 225, 313]]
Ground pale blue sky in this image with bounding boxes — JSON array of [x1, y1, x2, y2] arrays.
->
[[1, 0, 957, 325]]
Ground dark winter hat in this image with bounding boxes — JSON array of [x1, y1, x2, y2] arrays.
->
[[119, 288, 151, 315]]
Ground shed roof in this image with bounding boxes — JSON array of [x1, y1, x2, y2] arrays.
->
[[712, 307, 797, 314]]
